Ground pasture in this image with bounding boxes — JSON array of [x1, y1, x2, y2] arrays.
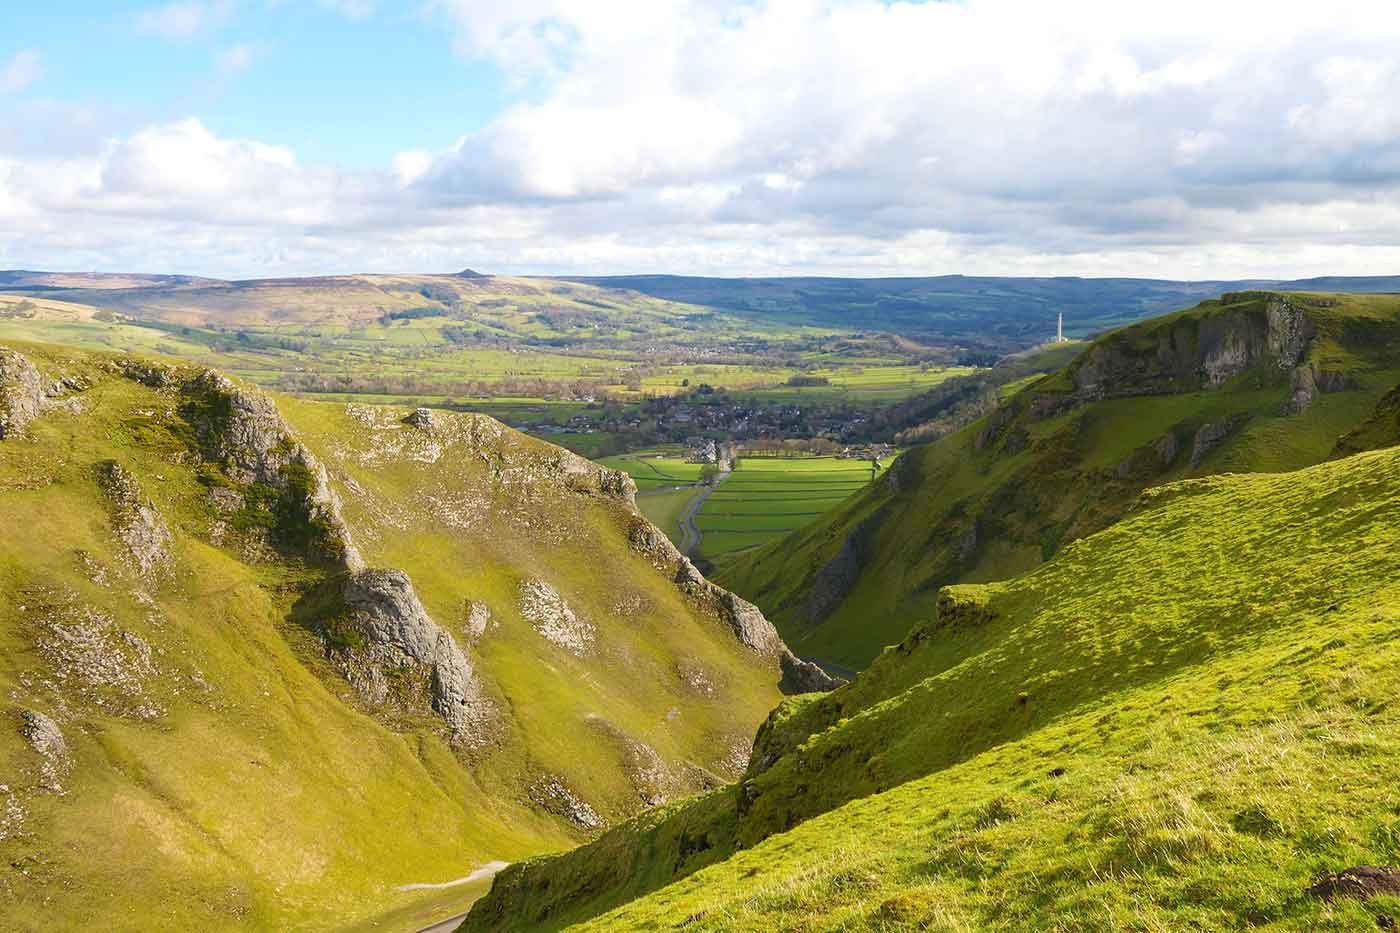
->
[[696, 455, 890, 558]]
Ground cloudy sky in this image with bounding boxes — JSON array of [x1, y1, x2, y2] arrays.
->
[[4, 0, 1400, 279]]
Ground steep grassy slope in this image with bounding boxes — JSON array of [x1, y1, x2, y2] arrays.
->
[[0, 341, 815, 930], [464, 442, 1400, 931], [719, 291, 1400, 668]]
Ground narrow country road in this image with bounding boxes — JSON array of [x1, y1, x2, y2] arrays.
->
[[679, 463, 731, 556], [407, 861, 510, 933]]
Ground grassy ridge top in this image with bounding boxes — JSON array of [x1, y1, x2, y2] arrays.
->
[[467, 440, 1400, 931], [717, 291, 1400, 668]]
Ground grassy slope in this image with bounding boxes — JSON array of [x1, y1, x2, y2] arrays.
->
[[718, 292, 1400, 668], [0, 341, 783, 931], [466, 442, 1400, 932]]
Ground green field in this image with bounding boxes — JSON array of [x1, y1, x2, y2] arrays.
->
[[598, 451, 706, 490], [697, 456, 890, 559]]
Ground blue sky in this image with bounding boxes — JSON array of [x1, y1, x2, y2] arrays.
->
[[3, 1, 1400, 279], [2, 2, 506, 166]]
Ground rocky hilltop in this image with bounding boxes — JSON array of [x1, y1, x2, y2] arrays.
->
[[0, 341, 829, 930], [717, 291, 1400, 667]]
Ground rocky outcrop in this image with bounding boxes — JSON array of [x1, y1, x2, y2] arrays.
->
[[96, 461, 173, 581], [804, 515, 876, 626], [628, 516, 841, 694], [331, 569, 493, 747], [529, 777, 603, 830], [0, 348, 43, 439], [183, 370, 363, 570], [778, 653, 843, 694], [1287, 362, 1358, 414], [21, 710, 70, 794], [518, 579, 595, 656], [1071, 294, 1317, 401], [1190, 414, 1250, 469]]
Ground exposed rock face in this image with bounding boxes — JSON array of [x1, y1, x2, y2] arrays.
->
[[519, 579, 595, 656], [804, 516, 874, 626], [627, 516, 841, 693], [21, 711, 70, 794], [1071, 294, 1317, 400], [464, 601, 492, 641], [1190, 414, 1250, 469], [1288, 362, 1358, 414], [30, 596, 166, 721], [335, 569, 492, 746], [529, 777, 603, 830], [184, 370, 363, 570], [0, 348, 43, 439], [778, 652, 843, 694], [96, 461, 173, 581]]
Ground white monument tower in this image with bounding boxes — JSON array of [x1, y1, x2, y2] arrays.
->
[[1056, 312, 1067, 343]]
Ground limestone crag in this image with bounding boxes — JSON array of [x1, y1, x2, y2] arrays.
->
[[335, 569, 493, 746], [96, 461, 173, 581], [1071, 294, 1317, 401], [184, 370, 363, 570], [628, 517, 842, 693], [0, 348, 43, 439]]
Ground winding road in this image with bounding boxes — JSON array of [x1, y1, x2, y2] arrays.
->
[[679, 463, 731, 556], [407, 861, 510, 933]]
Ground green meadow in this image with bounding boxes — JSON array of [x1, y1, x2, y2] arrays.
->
[[697, 456, 890, 559]]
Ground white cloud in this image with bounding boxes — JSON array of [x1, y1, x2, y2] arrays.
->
[[12, 0, 1400, 277], [215, 43, 259, 76], [0, 50, 43, 93], [136, 0, 236, 39]]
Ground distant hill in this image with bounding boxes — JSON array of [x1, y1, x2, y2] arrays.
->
[[717, 290, 1400, 668], [564, 273, 1400, 351], [462, 434, 1400, 931]]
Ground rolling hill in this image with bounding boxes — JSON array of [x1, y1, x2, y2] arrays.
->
[[717, 290, 1400, 668], [564, 274, 1400, 351], [460, 434, 1400, 931], [0, 340, 832, 931]]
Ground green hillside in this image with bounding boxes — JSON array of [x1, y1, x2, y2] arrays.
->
[[718, 291, 1400, 668], [463, 440, 1400, 932], [0, 341, 830, 931]]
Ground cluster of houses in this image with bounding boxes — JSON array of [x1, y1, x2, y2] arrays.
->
[[838, 443, 898, 461]]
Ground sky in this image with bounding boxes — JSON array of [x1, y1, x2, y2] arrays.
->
[[4, 0, 1400, 280]]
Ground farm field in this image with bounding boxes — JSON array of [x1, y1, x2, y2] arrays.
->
[[696, 455, 891, 559], [632, 488, 696, 547], [597, 450, 706, 490]]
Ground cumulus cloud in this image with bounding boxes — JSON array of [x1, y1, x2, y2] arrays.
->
[[11, 0, 1400, 277], [0, 50, 43, 93], [136, 0, 236, 39]]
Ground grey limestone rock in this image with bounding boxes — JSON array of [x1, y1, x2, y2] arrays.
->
[[338, 569, 493, 745], [97, 461, 174, 581], [0, 348, 43, 439]]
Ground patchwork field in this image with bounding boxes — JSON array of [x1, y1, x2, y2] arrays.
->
[[697, 456, 891, 559]]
